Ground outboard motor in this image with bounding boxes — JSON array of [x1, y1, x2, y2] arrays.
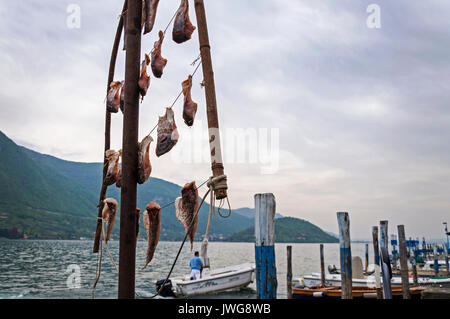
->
[[328, 264, 339, 274], [155, 279, 175, 297]]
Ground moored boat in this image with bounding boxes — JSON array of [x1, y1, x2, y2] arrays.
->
[[155, 263, 255, 297], [292, 285, 424, 300]]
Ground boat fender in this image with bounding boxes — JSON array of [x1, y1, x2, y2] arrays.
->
[[313, 292, 324, 298]]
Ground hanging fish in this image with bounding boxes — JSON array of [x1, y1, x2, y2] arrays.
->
[[175, 181, 199, 250], [119, 81, 125, 113], [115, 150, 123, 188], [106, 81, 123, 113], [143, 201, 161, 269], [102, 198, 118, 242], [150, 30, 167, 78], [144, 0, 160, 34], [138, 54, 151, 98], [104, 149, 120, 186], [137, 135, 153, 184], [155, 107, 179, 157], [135, 208, 141, 248], [181, 75, 197, 126], [172, 0, 196, 44]]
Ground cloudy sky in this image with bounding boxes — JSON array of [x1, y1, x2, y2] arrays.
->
[[1, 0, 449, 239]]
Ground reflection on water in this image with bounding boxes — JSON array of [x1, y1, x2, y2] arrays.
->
[[0, 240, 370, 299]]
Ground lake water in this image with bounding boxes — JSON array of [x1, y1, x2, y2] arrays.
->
[[0, 240, 371, 299]]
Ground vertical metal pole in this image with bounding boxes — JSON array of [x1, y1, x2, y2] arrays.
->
[[380, 220, 392, 299], [372, 226, 382, 299], [118, 0, 141, 299], [365, 243, 369, 273], [337, 212, 352, 299], [93, 0, 128, 253], [286, 245, 292, 299], [397, 225, 410, 299], [254, 193, 277, 299], [194, 0, 228, 200], [320, 244, 326, 287]]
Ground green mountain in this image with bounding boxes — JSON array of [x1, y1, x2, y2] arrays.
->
[[0, 130, 337, 244], [226, 217, 339, 243], [0, 130, 253, 240]]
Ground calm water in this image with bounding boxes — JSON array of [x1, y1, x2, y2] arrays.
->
[[0, 240, 371, 299]]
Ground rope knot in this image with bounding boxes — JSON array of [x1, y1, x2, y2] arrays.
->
[[207, 174, 227, 192]]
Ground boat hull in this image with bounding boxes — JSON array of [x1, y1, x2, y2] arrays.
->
[[168, 263, 255, 297], [292, 286, 423, 300]]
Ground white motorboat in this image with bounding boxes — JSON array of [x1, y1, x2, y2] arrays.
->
[[156, 263, 255, 297]]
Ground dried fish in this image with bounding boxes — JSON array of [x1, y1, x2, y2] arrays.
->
[[104, 149, 120, 186], [138, 135, 153, 184], [144, 0, 160, 34], [155, 107, 179, 157], [150, 30, 167, 78], [143, 201, 161, 269], [138, 54, 151, 98], [182, 75, 197, 126], [102, 198, 118, 242], [172, 0, 196, 44], [106, 81, 123, 113], [175, 181, 198, 250]]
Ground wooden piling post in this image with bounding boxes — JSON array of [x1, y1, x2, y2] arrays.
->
[[365, 243, 369, 273], [372, 226, 382, 299], [337, 212, 352, 299], [320, 244, 326, 287], [254, 193, 277, 299], [117, 0, 142, 299], [194, 0, 228, 200], [397, 225, 410, 299], [433, 245, 439, 277], [286, 245, 292, 299], [93, 0, 128, 254], [410, 254, 418, 286], [379, 220, 392, 299]]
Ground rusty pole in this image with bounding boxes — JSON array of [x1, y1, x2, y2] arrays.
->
[[93, 0, 128, 253], [118, 0, 142, 299], [193, 0, 228, 200]]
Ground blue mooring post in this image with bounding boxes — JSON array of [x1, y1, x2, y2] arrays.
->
[[337, 212, 352, 299], [254, 193, 277, 299]]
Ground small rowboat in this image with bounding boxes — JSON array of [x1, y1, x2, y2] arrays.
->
[[292, 285, 424, 300]]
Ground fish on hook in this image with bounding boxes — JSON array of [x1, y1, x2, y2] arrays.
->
[[102, 198, 118, 242], [142, 201, 161, 269], [175, 181, 199, 251]]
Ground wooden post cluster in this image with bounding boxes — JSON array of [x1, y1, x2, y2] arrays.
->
[[337, 212, 352, 299], [379, 220, 392, 299], [254, 193, 277, 299], [397, 225, 410, 299], [372, 226, 382, 299]]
